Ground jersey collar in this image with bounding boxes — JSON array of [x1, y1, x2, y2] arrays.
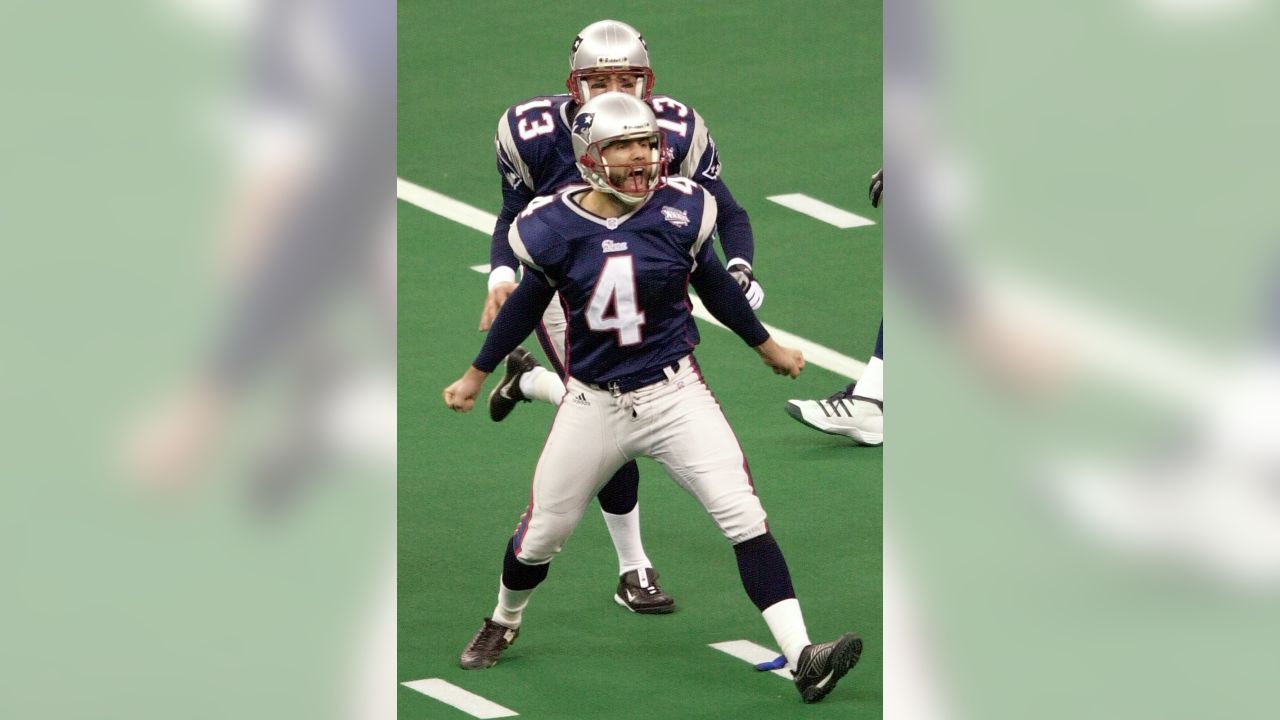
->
[[561, 186, 651, 228]]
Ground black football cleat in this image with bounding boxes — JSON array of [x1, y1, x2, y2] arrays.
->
[[613, 567, 676, 614], [459, 617, 519, 669], [488, 347, 539, 422], [793, 632, 862, 703]]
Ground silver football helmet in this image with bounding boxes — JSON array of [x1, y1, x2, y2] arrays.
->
[[567, 19, 654, 103], [571, 92, 667, 205]]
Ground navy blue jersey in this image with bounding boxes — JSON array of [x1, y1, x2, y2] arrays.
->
[[509, 179, 718, 385], [491, 93, 752, 274]]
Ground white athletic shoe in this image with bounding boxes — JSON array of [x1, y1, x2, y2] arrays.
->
[[785, 388, 883, 446]]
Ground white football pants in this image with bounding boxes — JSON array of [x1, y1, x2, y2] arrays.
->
[[512, 355, 769, 565]]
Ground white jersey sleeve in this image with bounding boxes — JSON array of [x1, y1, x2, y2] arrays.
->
[[690, 186, 719, 263], [679, 108, 720, 182], [508, 202, 564, 287], [495, 109, 535, 192], [507, 221, 540, 272]]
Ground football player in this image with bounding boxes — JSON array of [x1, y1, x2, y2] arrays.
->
[[478, 19, 765, 613], [445, 93, 862, 703]]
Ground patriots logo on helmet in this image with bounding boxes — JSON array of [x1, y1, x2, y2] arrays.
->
[[572, 112, 594, 138]]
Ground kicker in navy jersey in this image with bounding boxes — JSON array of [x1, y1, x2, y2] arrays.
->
[[507, 179, 721, 387]]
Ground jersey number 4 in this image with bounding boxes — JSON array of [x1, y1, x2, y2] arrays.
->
[[587, 255, 645, 346]]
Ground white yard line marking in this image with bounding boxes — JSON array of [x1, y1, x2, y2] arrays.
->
[[766, 193, 876, 229], [397, 178, 496, 234], [687, 296, 867, 379], [709, 639, 792, 680], [402, 177, 866, 381], [401, 678, 518, 718]]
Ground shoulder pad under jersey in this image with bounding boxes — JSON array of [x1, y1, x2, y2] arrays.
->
[[649, 95, 719, 183], [496, 95, 574, 191]]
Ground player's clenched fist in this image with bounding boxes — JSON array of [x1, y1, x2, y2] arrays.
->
[[754, 337, 805, 379], [443, 367, 490, 412]]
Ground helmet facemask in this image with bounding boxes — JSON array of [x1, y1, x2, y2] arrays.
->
[[578, 132, 667, 205], [568, 67, 655, 104]]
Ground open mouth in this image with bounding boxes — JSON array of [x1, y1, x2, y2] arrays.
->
[[622, 167, 647, 193]]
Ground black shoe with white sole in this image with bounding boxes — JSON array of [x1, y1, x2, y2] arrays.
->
[[613, 567, 675, 614], [793, 632, 862, 703]]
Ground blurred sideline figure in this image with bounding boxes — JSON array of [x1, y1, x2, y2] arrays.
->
[[123, 1, 395, 718], [885, 0, 1279, 715], [126, 0, 395, 512]]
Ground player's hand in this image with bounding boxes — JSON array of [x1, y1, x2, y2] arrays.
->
[[443, 367, 489, 412], [479, 282, 517, 331], [754, 337, 804, 379], [726, 262, 765, 310], [869, 168, 883, 208]]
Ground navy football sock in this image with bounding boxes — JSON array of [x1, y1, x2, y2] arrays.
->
[[502, 536, 550, 591], [596, 460, 640, 515], [734, 532, 797, 611]]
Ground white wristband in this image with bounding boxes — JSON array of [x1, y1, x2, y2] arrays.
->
[[726, 257, 752, 271], [487, 265, 517, 291]]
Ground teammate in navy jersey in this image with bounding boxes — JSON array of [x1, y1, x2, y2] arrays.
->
[[476, 20, 765, 614], [444, 93, 862, 703]]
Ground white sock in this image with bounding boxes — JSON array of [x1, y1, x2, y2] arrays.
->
[[853, 356, 883, 403], [601, 505, 652, 575], [491, 580, 535, 629], [519, 366, 566, 406], [761, 598, 812, 668]]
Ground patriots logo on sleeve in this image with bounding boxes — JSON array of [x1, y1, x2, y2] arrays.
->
[[497, 149, 526, 189], [701, 160, 721, 181], [700, 137, 721, 180], [572, 112, 594, 139]]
